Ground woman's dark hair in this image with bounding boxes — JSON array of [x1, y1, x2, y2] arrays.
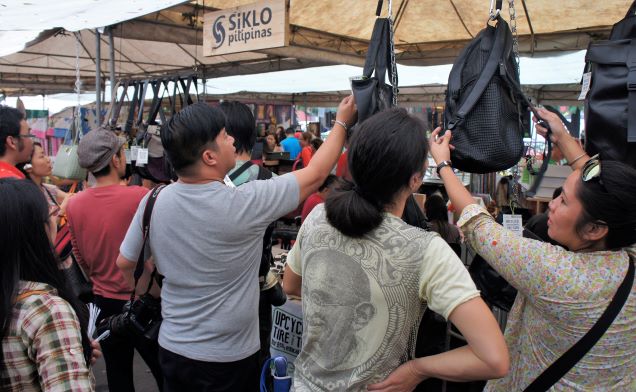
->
[[425, 194, 454, 241], [325, 108, 428, 237], [17, 141, 42, 178], [301, 132, 313, 144], [310, 138, 323, 151], [319, 174, 337, 192], [576, 160, 636, 249], [0, 179, 91, 384], [161, 102, 226, 174], [218, 101, 256, 155]]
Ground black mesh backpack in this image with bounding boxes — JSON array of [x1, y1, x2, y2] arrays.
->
[[444, 15, 529, 174]]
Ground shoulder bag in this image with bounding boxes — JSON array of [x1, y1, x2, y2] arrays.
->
[[52, 111, 87, 181]]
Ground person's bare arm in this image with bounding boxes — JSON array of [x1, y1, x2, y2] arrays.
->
[[292, 95, 356, 202], [282, 264, 302, 297], [368, 297, 509, 391], [116, 254, 161, 297]]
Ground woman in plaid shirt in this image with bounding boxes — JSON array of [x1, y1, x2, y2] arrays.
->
[[0, 178, 95, 391]]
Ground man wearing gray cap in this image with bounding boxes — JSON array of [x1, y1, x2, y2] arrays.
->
[[66, 128, 163, 392]]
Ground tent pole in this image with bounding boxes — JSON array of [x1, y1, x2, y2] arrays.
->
[[95, 29, 102, 124], [108, 27, 116, 100]]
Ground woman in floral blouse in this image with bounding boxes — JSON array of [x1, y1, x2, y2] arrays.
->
[[376, 108, 636, 391], [0, 179, 98, 391]]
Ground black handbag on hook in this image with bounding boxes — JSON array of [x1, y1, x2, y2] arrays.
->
[[351, 0, 398, 125]]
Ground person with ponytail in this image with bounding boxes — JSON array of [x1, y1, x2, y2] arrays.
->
[[418, 107, 636, 390], [0, 179, 97, 391], [283, 108, 509, 391]]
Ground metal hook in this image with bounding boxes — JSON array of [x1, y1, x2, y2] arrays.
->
[[489, 0, 502, 20]]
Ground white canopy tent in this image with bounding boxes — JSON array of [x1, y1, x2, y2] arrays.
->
[[0, 0, 631, 98]]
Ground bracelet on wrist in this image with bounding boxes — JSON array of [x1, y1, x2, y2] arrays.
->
[[334, 120, 348, 131], [567, 152, 587, 166]]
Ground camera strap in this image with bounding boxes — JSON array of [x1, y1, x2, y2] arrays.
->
[[130, 184, 167, 304]]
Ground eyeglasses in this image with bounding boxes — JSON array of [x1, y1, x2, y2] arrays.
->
[[14, 134, 37, 140], [581, 154, 602, 184]]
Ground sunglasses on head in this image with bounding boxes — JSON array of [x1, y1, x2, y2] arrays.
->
[[581, 154, 602, 184]]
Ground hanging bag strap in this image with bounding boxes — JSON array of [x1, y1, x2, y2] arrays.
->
[[136, 80, 151, 130], [125, 82, 140, 133], [523, 259, 635, 391], [102, 80, 121, 128], [447, 15, 509, 130], [129, 184, 166, 303], [109, 80, 128, 128], [362, 18, 387, 79]]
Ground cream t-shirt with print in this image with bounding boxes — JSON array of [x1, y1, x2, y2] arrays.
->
[[287, 204, 479, 392]]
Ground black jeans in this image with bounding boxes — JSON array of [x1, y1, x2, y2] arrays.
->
[[159, 346, 260, 392], [94, 295, 164, 392]]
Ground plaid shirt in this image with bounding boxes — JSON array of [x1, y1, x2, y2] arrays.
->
[[2, 281, 94, 391]]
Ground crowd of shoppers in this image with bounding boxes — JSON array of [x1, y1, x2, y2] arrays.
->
[[1, 96, 635, 392]]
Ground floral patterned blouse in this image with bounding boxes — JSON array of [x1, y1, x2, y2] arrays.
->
[[458, 204, 635, 391]]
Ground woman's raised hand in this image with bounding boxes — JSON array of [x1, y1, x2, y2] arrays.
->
[[335, 95, 357, 128], [429, 127, 453, 165], [534, 107, 568, 144]]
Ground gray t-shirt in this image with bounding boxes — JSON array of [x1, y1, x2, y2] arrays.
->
[[120, 174, 299, 362]]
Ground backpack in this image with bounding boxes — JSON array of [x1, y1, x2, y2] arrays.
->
[[444, 15, 529, 174], [584, 1, 636, 168]]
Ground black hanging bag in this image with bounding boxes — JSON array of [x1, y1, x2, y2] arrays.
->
[[352, 0, 398, 125], [444, 15, 529, 174], [584, 2, 636, 168]]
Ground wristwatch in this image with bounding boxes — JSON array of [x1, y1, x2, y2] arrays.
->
[[436, 160, 452, 176]]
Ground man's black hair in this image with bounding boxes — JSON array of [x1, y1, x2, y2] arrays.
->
[[161, 102, 226, 174], [218, 101, 256, 155], [0, 105, 25, 156]]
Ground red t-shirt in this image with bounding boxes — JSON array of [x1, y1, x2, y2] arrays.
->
[[301, 193, 324, 223], [66, 185, 148, 300], [300, 146, 313, 166], [0, 161, 25, 179], [336, 151, 350, 180]]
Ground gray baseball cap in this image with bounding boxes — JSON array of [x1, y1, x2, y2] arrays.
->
[[78, 128, 126, 173]]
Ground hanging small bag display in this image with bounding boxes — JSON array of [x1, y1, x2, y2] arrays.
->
[[52, 113, 87, 181], [351, 0, 398, 125], [584, 1, 636, 168], [444, 12, 529, 174]]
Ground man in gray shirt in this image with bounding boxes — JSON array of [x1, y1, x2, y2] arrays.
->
[[117, 98, 355, 391]]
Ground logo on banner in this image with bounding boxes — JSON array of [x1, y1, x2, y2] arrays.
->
[[212, 15, 226, 48], [209, 7, 274, 48]]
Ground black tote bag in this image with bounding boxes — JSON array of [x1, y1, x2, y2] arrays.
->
[[352, 17, 397, 125]]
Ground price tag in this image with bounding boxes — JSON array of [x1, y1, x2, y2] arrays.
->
[[136, 148, 149, 166], [124, 148, 131, 164], [130, 146, 140, 161], [503, 214, 523, 237], [578, 72, 592, 100], [223, 175, 236, 188]]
